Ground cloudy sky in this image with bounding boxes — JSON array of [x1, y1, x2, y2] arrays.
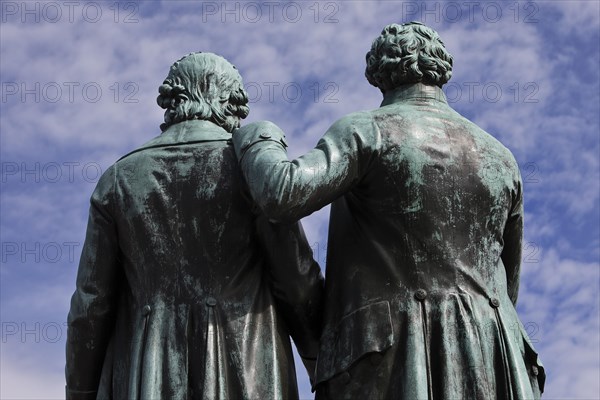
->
[[1, 1, 598, 398]]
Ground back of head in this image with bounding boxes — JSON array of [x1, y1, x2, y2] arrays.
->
[[365, 22, 453, 92], [157, 52, 249, 133]]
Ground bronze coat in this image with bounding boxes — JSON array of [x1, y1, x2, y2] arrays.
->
[[233, 83, 545, 399], [66, 120, 324, 400]]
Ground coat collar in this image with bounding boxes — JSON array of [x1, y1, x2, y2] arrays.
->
[[119, 120, 232, 161], [380, 82, 448, 107], [145, 119, 231, 146]]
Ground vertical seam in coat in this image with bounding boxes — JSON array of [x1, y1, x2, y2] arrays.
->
[[494, 307, 514, 399], [472, 312, 493, 398], [186, 306, 193, 397], [420, 301, 433, 400], [137, 313, 150, 400]]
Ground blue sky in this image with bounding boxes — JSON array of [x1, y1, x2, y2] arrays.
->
[[1, 1, 598, 398]]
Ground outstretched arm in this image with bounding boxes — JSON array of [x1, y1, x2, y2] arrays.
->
[[232, 115, 380, 223]]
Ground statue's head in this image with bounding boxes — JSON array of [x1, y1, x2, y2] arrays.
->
[[365, 22, 453, 92], [157, 52, 249, 132]]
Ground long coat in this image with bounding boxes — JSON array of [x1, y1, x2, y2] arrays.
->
[[233, 83, 545, 399], [66, 119, 324, 400]]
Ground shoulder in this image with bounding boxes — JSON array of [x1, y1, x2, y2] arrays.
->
[[463, 120, 522, 181], [89, 163, 117, 211], [329, 110, 377, 133], [476, 125, 519, 167], [323, 111, 382, 147]]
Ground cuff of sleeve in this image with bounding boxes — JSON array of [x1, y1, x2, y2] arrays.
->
[[66, 387, 98, 400], [232, 121, 287, 161]]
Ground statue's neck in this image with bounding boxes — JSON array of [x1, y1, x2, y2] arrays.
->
[[381, 82, 447, 107]]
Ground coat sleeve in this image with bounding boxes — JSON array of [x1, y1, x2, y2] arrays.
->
[[254, 214, 324, 383], [65, 165, 121, 400], [501, 163, 524, 305], [232, 114, 381, 223]]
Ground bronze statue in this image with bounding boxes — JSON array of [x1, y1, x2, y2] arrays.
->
[[233, 22, 545, 399], [65, 52, 324, 400]]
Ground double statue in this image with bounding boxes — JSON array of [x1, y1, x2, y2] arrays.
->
[[66, 22, 545, 399]]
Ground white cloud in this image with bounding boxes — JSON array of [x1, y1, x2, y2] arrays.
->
[[519, 248, 600, 398], [1, 346, 65, 399]]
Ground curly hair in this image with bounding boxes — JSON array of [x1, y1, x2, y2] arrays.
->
[[157, 52, 249, 132], [365, 22, 453, 91]]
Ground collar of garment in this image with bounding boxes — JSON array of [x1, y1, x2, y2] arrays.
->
[[118, 119, 232, 161], [148, 119, 231, 145], [380, 82, 448, 107]]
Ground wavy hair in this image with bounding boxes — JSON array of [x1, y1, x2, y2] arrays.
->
[[365, 22, 453, 91], [157, 52, 249, 132]]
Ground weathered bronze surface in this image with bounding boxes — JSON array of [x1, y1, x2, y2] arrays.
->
[[65, 53, 324, 400], [233, 22, 545, 399]]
